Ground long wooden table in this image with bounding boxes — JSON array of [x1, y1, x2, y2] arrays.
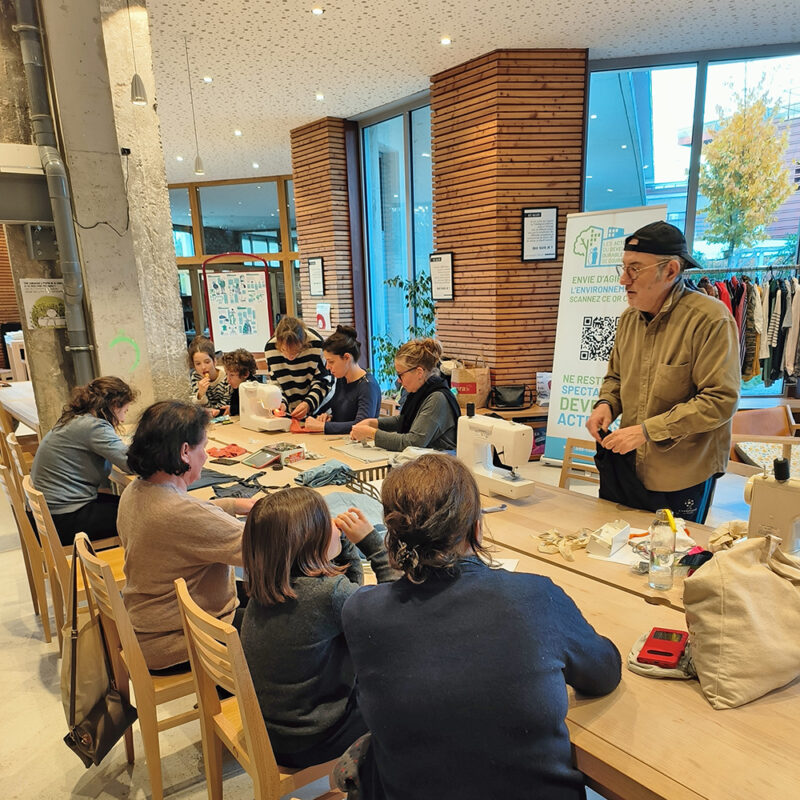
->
[[113, 417, 798, 799], [0, 380, 40, 437]]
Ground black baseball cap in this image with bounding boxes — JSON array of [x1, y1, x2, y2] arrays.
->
[[624, 221, 703, 270]]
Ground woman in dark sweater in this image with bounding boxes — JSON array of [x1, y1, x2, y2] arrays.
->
[[304, 325, 381, 435], [349, 337, 460, 451], [342, 454, 622, 800], [239, 487, 397, 768]]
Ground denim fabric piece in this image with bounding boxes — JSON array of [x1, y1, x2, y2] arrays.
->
[[293, 459, 354, 488], [324, 492, 384, 530]]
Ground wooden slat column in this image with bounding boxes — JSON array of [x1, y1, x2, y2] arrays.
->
[[431, 49, 588, 384], [290, 117, 354, 331], [0, 227, 21, 370]]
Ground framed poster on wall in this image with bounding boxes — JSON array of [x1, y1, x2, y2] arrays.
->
[[521, 207, 558, 261], [202, 252, 274, 353], [308, 257, 325, 297], [429, 252, 454, 301]]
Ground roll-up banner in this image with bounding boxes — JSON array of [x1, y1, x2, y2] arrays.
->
[[544, 205, 667, 464]]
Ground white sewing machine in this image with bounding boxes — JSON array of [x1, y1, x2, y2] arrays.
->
[[238, 381, 291, 432], [456, 414, 536, 499], [744, 468, 800, 554]]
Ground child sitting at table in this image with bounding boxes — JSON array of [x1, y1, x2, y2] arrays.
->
[[239, 487, 397, 768], [221, 348, 261, 416], [188, 336, 231, 417]]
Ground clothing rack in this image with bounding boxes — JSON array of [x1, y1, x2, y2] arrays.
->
[[695, 264, 799, 274]]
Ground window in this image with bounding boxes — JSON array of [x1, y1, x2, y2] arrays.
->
[[586, 46, 800, 395], [361, 103, 433, 384], [167, 176, 299, 337], [584, 65, 697, 229]]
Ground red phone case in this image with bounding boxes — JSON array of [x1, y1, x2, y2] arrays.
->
[[636, 627, 689, 669]]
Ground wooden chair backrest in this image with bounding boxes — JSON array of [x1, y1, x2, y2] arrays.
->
[[175, 577, 280, 797], [6, 432, 31, 477], [22, 474, 69, 602], [730, 406, 796, 461], [75, 533, 155, 705], [0, 464, 43, 572], [558, 437, 600, 489]]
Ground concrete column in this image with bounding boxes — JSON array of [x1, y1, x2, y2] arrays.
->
[[38, 0, 188, 409], [1, 0, 73, 431]]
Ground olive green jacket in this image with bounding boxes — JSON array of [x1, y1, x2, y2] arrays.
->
[[597, 280, 740, 492]]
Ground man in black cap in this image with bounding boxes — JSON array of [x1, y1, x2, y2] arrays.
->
[[586, 221, 740, 522]]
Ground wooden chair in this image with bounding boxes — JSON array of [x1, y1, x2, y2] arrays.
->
[[175, 578, 343, 800], [5, 431, 34, 475], [558, 438, 600, 491], [728, 406, 800, 477], [379, 396, 399, 417], [22, 475, 124, 650], [0, 463, 51, 640], [75, 535, 199, 800]]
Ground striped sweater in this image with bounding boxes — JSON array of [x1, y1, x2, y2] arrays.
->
[[264, 329, 332, 413], [190, 366, 231, 410]]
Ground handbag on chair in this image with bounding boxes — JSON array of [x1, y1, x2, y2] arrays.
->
[[61, 540, 137, 768]]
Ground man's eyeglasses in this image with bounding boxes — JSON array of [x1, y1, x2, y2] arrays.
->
[[396, 367, 417, 379], [615, 257, 673, 281]]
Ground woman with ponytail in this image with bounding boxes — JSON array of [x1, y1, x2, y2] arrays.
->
[[341, 454, 622, 799], [349, 337, 460, 451], [31, 376, 136, 545], [303, 325, 380, 434]]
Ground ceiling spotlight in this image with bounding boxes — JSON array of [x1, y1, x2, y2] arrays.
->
[[607, 188, 614, 192], [126, 1, 147, 106], [202, 76, 213, 83], [234, 129, 242, 136], [440, 37, 452, 46], [315, 92, 324, 101], [311, 6, 324, 14], [621, 144, 628, 149], [590, 114, 597, 119], [252, 162, 260, 169], [586, 174, 592, 179], [176, 155, 184, 162]]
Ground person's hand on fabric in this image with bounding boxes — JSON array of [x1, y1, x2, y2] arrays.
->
[[303, 415, 328, 432], [291, 401, 311, 420], [586, 403, 612, 443], [602, 425, 646, 454], [350, 419, 377, 442], [334, 508, 373, 544]]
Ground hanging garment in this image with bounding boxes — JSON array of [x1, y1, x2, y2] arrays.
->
[[716, 281, 733, 315], [785, 278, 800, 377], [771, 280, 793, 381], [746, 283, 764, 381], [741, 281, 758, 377], [759, 279, 771, 360]]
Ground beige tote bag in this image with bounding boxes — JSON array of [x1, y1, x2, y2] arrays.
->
[[683, 535, 800, 709]]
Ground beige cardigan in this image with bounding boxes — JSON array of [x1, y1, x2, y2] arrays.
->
[[118, 478, 244, 670]]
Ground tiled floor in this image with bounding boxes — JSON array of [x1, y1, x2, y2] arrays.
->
[[0, 456, 749, 798]]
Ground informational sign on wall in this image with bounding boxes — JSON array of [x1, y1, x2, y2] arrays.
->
[[20, 278, 66, 330], [205, 270, 271, 353], [521, 207, 558, 261], [429, 252, 454, 300], [543, 205, 667, 463]]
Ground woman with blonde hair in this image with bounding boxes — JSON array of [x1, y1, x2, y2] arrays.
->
[[31, 376, 136, 545], [263, 316, 332, 420], [349, 337, 460, 451], [341, 454, 622, 799]]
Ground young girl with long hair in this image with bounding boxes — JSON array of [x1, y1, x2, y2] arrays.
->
[[239, 488, 397, 767]]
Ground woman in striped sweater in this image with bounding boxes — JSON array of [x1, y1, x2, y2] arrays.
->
[[264, 316, 332, 420]]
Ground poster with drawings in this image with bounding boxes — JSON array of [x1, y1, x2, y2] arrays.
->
[[206, 270, 271, 353]]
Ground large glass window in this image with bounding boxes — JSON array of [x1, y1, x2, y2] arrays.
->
[[693, 54, 800, 269], [584, 65, 697, 227], [198, 182, 282, 255], [363, 115, 410, 359], [168, 176, 298, 338], [410, 106, 433, 282], [586, 48, 800, 396], [169, 188, 195, 257]]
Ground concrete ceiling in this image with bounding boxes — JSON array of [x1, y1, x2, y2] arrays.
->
[[147, 0, 800, 184]]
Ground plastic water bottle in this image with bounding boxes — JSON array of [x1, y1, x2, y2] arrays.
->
[[648, 509, 676, 590]]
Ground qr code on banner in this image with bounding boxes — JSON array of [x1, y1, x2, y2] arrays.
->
[[579, 316, 618, 361]]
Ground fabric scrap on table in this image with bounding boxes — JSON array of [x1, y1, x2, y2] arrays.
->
[[294, 459, 354, 488], [212, 472, 267, 499]]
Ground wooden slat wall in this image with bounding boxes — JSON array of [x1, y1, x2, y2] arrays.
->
[[0, 227, 21, 369], [431, 49, 588, 384], [290, 117, 354, 331]]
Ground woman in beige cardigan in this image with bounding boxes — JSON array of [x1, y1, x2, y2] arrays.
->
[[118, 400, 256, 672]]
